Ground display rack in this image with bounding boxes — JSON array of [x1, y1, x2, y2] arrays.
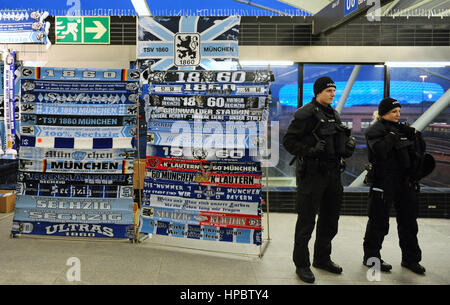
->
[[9, 65, 139, 241], [133, 66, 273, 259]]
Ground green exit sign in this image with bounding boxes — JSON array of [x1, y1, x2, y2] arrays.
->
[[55, 16, 110, 44]]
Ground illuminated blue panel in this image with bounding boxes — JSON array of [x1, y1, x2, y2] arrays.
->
[[391, 81, 444, 104], [302, 80, 444, 107], [279, 84, 298, 107]]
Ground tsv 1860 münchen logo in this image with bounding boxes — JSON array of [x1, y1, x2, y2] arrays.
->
[[174, 33, 200, 67]]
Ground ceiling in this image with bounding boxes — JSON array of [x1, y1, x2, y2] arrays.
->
[[278, 0, 450, 16]]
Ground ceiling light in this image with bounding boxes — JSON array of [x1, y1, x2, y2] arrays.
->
[[240, 60, 294, 66], [385, 62, 450, 68]]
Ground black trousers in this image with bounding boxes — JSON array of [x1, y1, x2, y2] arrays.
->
[[363, 173, 422, 263], [293, 161, 343, 268]]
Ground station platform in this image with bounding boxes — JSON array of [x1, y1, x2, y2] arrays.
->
[[0, 211, 448, 285]]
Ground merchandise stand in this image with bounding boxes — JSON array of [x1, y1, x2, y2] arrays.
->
[[133, 66, 273, 259], [9, 64, 140, 242]]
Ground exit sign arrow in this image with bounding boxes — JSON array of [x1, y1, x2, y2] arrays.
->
[[85, 20, 107, 39], [83, 16, 110, 44], [55, 16, 109, 44]]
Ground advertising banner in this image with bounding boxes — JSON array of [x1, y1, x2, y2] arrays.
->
[[137, 16, 240, 70]]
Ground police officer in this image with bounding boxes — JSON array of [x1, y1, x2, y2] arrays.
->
[[363, 97, 430, 275], [283, 76, 355, 283]]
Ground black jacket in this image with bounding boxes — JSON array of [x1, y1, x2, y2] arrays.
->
[[283, 99, 354, 161], [365, 119, 426, 181]]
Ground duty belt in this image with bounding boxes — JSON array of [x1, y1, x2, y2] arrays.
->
[[303, 157, 341, 171]]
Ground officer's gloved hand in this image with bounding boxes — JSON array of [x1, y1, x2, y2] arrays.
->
[[397, 123, 416, 139], [307, 140, 326, 157], [342, 136, 356, 158]]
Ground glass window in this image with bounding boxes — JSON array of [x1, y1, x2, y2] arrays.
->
[[360, 119, 372, 130], [342, 119, 353, 129], [390, 66, 450, 187]]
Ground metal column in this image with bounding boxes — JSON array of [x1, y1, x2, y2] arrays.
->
[[336, 65, 361, 114], [411, 89, 450, 131]]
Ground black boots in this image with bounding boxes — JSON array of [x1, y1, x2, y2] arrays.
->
[[312, 260, 343, 274], [401, 261, 426, 274], [363, 258, 426, 274], [363, 258, 393, 272], [296, 267, 315, 283], [296, 260, 343, 283]]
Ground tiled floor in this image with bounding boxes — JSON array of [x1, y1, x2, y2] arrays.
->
[[0, 211, 448, 285]]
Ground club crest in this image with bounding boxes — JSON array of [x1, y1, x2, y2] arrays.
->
[[174, 33, 200, 67]]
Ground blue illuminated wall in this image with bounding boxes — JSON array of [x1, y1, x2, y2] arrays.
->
[[280, 81, 444, 108], [298, 81, 444, 107], [301, 65, 449, 107], [390, 67, 450, 106]]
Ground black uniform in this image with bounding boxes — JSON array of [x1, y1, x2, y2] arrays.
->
[[283, 99, 355, 268], [363, 119, 426, 264]]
